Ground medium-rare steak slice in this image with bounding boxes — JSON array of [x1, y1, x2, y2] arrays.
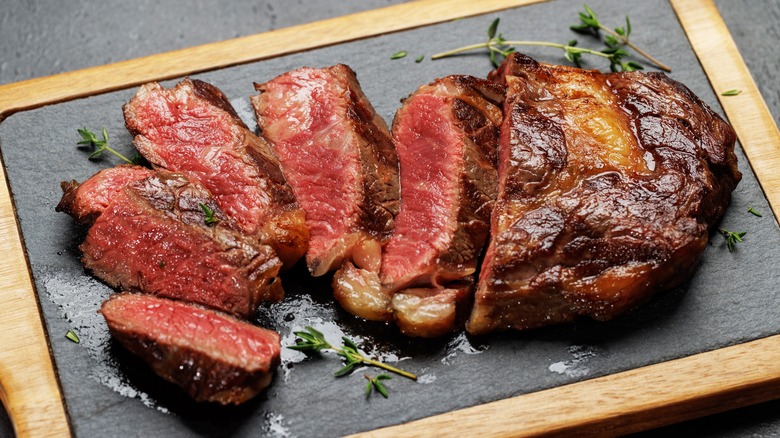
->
[[123, 78, 308, 269], [382, 75, 503, 291], [468, 53, 742, 334], [101, 293, 281, 405], [353, 75, 502, 334], [56, 164, 153, 226], [251, 65, 400, 277], [78, 170, 282, 317]]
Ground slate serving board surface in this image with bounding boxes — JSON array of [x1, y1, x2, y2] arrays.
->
[[1, 0, 778, 436]]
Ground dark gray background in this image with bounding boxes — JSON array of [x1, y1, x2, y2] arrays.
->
[[1, 0, 779, 437]]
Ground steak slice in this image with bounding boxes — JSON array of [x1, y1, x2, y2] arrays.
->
[[80, 171, 282, 317], [123, 78, 308, 269], [340, 75, 499, 334], [56, 164, 153, 226], [101, 293, 281, 405], [251, 65, 400, 277], [330, 75, 502, 332], [468, 53, 741, 334], [382, 75, 503, 291]]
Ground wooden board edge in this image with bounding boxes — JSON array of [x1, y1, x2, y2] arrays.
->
[[0, 0, 777, 436], [671, 0, 780, 220], [356, 334, 780, 437], [0, 0, 545, 121], [0, 155, 70, 437]]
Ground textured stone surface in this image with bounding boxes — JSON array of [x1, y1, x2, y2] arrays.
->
[[1, 0, 779, 437]]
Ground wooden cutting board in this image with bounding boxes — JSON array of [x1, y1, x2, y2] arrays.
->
[[1, 0, 779, 436]]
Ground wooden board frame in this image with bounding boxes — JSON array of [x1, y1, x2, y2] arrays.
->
[[0, 0, 778, 436]]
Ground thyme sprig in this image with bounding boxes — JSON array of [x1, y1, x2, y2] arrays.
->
[[365, 374, 392, 398], [570, 4, 671, 72], [719, 228, 746, 252], [77, 128, 140, 165], [199, 203, 219, 226], [432, 18, 646, 72], [289, 326, 417, 380], [748, 207, 762, 217]]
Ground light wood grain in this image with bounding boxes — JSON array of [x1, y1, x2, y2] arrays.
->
[[358, 334, 780, 437], [671, 0, 780, 221], [0, 161, 70, 437], [0, 0, 778, 436]]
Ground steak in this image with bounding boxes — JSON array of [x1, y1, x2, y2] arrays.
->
[[468, 53, 741, 334], [123, 78, 308, 269], [101, 293, 281, 405], [251, 65, 400, 277], [56, 164, 153, 225], [77, 170, 282, 317], [332, 76, 502, 335]]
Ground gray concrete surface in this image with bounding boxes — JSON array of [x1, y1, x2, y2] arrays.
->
[[0, 0, 778, 436]]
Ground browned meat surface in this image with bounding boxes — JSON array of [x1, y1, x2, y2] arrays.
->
[[468, 53, 741, 334], [77, 171, 282, 317], [56, 165, 153, 226], [101, 293, 281, 405], [124, 78, 308, 269], [251, 65, 399, 277]]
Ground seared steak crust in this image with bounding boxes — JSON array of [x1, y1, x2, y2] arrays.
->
[[251, 65, 400, 276], [101, 293, 281, 405], [468, 53, 741, 334], [123, 78, 308, 269], [80, 171, 282, 317]]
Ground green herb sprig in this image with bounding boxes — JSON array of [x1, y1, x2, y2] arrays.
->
[[433, 18, 643, 71], [199, 203, 219, 226], [433, 6, 668, 73], [77, 128, 140, 165], [719, 228, 746, 252], [289, 326, 417, 380], [570, 5, 671, 72], [365, 374, 392, 398], [391, 51, 408, 60], [748, 207, 762, 217]]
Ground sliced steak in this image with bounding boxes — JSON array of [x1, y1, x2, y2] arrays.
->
[[342, 75, 500, 333], [382, 75, 503, 291], [101, 293, 280, 405], [80, 171, 282, 317], [124, 78, 308, 269], [251, 65, 400, 277], [468, 53, 741, 334], [56, 164, 153, 226]]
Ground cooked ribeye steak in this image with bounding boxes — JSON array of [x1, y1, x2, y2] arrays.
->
[[468, 53, 742, 334], [70, 170, 282, 317], [123, 78, 308, 269], [251, 65, 400, 277], [101, 293, 281, 405], [56, 164, 153, 226]]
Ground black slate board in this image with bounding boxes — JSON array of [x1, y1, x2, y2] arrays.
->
[[1, 0, 779, 436]]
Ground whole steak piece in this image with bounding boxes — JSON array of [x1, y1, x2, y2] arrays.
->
[[468, 53, 742, 335], [251, 65, 400, 277], [75, 170, 282, 317], [123, 78, 308, 269], [101, 293, 281, 405]]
